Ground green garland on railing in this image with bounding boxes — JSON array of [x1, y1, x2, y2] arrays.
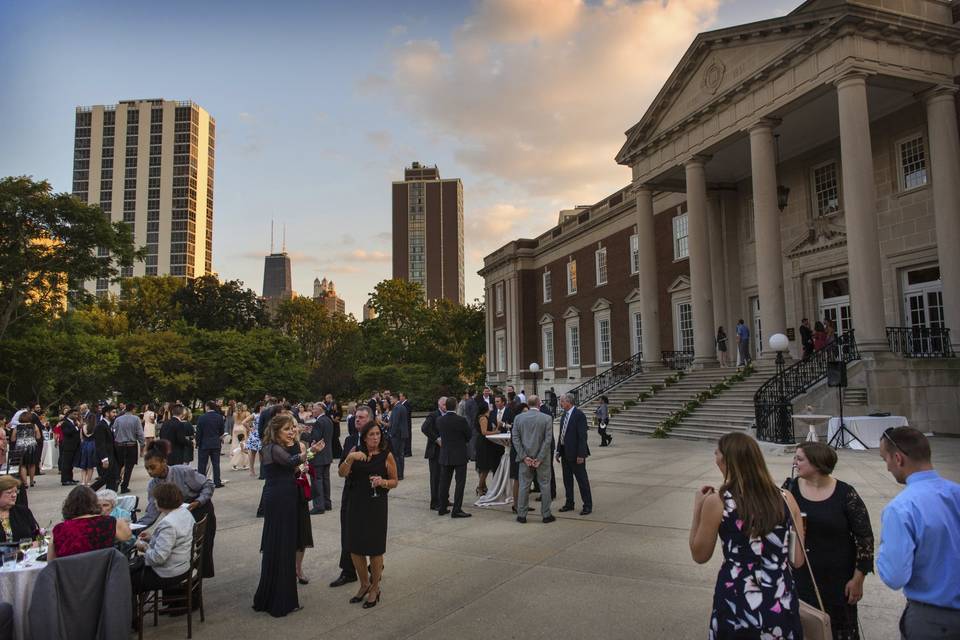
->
[[651, 364, 755, 438]]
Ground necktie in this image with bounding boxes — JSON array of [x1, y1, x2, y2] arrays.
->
[[559, 412, 569, 443]]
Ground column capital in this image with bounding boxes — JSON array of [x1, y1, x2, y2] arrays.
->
[[919, 84, 959, 106], [632, 182, 655, 196], [833, 69, 874, 90], [684, 154, 712, 169], [746, 117, 781, 135]]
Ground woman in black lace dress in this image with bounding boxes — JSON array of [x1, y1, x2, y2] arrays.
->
[[784, 441, 874, 640], [253, 413, 324, 617]]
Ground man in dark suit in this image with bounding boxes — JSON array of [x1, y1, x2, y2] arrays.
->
[[159, 404, 191, 465], [464, 389, 479, 462], [556, 393, 593, 515], [57, 407, 80, 486], [437, 397, 473, 518], [329, 405, 368, 589], [304, 404, 335, 514], [196, 400, 226, 488], [387, 394, 409, 480], [398, 392, 413, 457], [537, 400, 558, 500], [421, 397, 445, 510], [90, 406, 118, 491]]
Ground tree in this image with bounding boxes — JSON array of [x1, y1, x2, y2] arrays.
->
[[119, 275, 185, 332], [0, 176, 140, 339], [173, 275, 269, 331], [428, 298, 486, 385], [362, 279, 431, 363], [114, 331, 199, 403]]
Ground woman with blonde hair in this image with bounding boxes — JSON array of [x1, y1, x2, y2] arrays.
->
[[690, 432, 805, 639], [231, 403, 251, 470]]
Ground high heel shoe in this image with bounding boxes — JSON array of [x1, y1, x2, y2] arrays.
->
[[350, 585, 371, 604], [298, 575, 310, 585], [363, 590, 381, 609]]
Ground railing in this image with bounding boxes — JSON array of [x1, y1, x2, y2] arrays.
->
[[886, 326, 955, 358], [569, 351, 643, 406], [754, 330, 861, 443], [661, 350, 695, 370]]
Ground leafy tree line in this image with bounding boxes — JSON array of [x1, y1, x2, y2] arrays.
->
[[0, 176, 485, 413]]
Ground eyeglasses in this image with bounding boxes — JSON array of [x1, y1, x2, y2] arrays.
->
[[882, 428, 907, 456]]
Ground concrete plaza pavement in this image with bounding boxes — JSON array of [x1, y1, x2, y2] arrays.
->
[[24, 423, 959, 639]]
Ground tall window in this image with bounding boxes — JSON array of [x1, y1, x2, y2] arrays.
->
[[542, 325, 555, 369], [495, 282, 504, 316], [567, 323, 581, 367], [595, 247, 607, 286], [673, 213, 689, 260], [566, 260, 578, 294], [596, 316, 612, 365], [676, 301, 694, 352], [543, 271, 552, 303], [630, 234, 640, 274], [407, 182, 426, 294], [897, 135, 928, 191], [632, 311, 642, 356], [812, 161, 840, 216], [495, 331, 506, 372]]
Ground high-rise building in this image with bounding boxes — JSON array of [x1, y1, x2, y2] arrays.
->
[[313, 277, 346, 314], [362, 300, 376, 321], [73, 99, 215, 294], [262, 252, 292, 302], [392, 162, 464, 304]]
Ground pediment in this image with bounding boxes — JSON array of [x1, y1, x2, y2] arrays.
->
[[539, 313, 555, 325], [624, 288, 642, 304], [590, 298, 611, 312], [667, 275, 690, 294], [562, 306, 580, 319], [786, 217, 847, 258]]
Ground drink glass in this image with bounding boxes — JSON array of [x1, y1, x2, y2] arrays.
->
[[0, 546, 17, 570], [370, 476, 380, 498]]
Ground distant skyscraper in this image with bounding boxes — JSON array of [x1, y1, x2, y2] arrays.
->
[[313, 277, 346, 314], [73, 98, 215, 294], [362, 300, 376, 321], [262, 253, 292, 301], [392, 162, 464, 304]]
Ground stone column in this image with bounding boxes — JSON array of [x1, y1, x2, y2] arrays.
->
[[924, 86, 960, 351], [708, 196, 728, 337], [634, 187, 662, 367], [836, 73, 886, 351], [685, 158, 718, 366], [749, 121, 787, 356]]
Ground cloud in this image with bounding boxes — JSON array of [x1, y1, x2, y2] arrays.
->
[[468, 202, 531, 236], [389, 24, 408, 36], [349, 249, 390, 262], [355, 73, 390, 96], [388, 0, 720, 203], [365, 130, 393, 150]]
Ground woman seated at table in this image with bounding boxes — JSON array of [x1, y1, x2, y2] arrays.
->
[[0, 475, 38, 542], [96, 489, 131, 521], [48, 485, 132, 559], [130, 483, 194, 593]]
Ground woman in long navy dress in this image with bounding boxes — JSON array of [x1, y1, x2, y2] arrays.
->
[[689, 432, 806, 639], [253, 413, 324, 617], [339, 420, 398, 609]]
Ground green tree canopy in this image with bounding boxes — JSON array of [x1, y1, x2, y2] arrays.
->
[[119, 275, 185, 332], [173, 275, 269, 331]]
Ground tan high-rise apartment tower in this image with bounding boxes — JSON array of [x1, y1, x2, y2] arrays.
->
[[73, 98, 215, 294], [392, 162, 464, 304]]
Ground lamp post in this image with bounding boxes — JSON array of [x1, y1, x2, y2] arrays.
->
[[529, 362, 540, 397], [768, 333, 790, 443]]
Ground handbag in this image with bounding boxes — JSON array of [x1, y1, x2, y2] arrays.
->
[[296, 471, 311, 501], [783, 495, 833, 640]]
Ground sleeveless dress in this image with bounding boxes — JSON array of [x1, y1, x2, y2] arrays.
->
[[474, 416, 503, 473], [346, 450, 390, 556], [709, 491, 802, 640], [77, 429, 98, 469]]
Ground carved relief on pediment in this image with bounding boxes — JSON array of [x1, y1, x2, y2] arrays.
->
[[786, 216, 847, 258]]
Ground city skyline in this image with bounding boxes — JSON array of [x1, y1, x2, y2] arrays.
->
[[0, 0, 794, 317]]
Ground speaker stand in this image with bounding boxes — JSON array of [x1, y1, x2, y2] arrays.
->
[[828, 385, 868, 450]]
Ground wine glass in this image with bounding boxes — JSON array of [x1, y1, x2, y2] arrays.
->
[[370, 475, 380, 498], [18, 538, 32, 565]]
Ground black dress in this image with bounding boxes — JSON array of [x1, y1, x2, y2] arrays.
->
[[474, 416, 503, 473], [785, 478, 874, 640], [253, 443, 303, 617], [346, 450, 390, 556], [288, 444, 313, 551]]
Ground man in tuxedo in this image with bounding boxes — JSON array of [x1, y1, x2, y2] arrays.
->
[[513, 396, 555, 523], [196, 400, 227, 488], [398, 392, 413, 457], [57, 406, 80, 486], [159, 404, 191, 465], [556, 393, 593, 515], [329, 405, 368, 589], [493, 395, 507, 427], [436, 397, 472, 518], [90, 406, 118, 491], [480, 387, 494, 411], [421, 397, 446, 510], [386, 393, 409, 480]]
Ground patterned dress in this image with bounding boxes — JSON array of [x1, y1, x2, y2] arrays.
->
[[710, 491, 802, 640], [246, 413, 262, 452]]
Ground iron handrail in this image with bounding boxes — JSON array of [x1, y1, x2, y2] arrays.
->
[[754, 330, 860, 443], [569, 351, 643, 406], [886, 326, 954, 358]]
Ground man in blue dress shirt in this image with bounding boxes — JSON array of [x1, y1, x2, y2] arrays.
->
[[877, 426, 960, 639]]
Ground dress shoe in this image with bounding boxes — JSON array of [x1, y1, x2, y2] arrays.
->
[[437, 509, 450, 516], [329, 573, 357, 588], [362, 590, 381, 609], [542, 515, 556, 524], [580, 507, 592, 516], [429, 504, 438, 511], [309, 507, 325, 515], [298, 575, 310, 585], [451, 511, 472, 518], [350, 585, 370, 603], [516, 516, 527, 523], [559, 504, 575, 512], [214, 483, 226, 488]]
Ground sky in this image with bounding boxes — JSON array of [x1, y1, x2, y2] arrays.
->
[[0, 0, 796, 318]]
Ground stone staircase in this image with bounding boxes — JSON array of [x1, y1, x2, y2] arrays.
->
[[578, 369, 680, 416]]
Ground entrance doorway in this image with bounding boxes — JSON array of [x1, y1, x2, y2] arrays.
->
[[818, 277, 853, 335], [903, 266, 945, 352]]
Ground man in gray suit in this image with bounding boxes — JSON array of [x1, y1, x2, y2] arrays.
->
[[512, 395, 555, 524], [304, 404, 335, 514]]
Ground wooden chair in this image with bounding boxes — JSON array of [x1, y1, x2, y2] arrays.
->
[[136, 515, 207, 639]]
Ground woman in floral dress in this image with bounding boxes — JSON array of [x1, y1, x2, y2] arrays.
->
[[690, 432, 806, 639]]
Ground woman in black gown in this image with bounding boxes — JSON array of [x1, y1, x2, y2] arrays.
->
[[474, 400, 502, 495], [339, 420, 398, 609], [784, 441, 874, 639], [253, 413, 324, 617]]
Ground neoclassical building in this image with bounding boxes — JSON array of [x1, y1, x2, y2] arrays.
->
[[480, 0, 960, 433]]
